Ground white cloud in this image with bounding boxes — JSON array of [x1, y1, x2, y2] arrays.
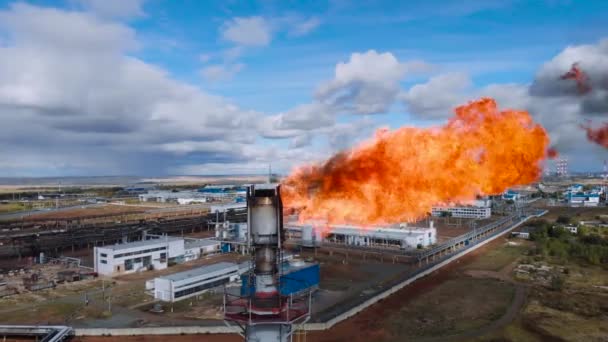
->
[[401, 72, 471, 119], [398, 38, 608, 170], [316, 50, 409, 114], [259, 102, 336, 139], [199, 53, 211, 63], [221, 16, 272, 47], [290, 133, 312, 148], [223, 46, 244, 61], [200, 63, 245, 82], [0, 3, 261, 175], [289, 17, 321, 36], [71, 0, 146, 18]]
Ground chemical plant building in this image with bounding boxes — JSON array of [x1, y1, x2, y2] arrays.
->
[[94, 236, 221, 276], [148, 262, 241, 302], [502, 190, 521, 201], [431, 197, 492, 219], [564, 184, 603, 207], [146, 258, 320, 303], [431, 206, 491, 219], [138, 185, 247, 204], [286, 221, 437, 250]]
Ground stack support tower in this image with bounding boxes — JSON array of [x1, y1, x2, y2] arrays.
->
[[556, 158, 569, 177], [224, 184, 311, 342]]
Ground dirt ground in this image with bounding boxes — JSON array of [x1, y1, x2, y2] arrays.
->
[[24, 205, 148, 220], [73, 335, 241, 342], [75, 237, 511, 342]]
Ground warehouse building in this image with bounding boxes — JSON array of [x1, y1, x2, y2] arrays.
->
[[210, 203, 247, 213], [94, 236, 221, 276], [286, 221, 437, 250], [148, 262, 240, 302], [183, 238, 222, 261], [431, 206, 491, 219], [94, 237, 184, 276]]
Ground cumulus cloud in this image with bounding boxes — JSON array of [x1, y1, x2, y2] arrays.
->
[[221, 16, 272, 47], [316, 50, 412, 115], [326, 118, 376, 151], [289, 133, 312, 149], [0, 3, 261, 175], [200, 63, 245, 82], [259, 102, 336, 139], [399, 38, 608, 170], [401, 72, 471, 118], [530, 39, 608, 115], [71, 0, 146, 18], [289, 17, 321, 36]]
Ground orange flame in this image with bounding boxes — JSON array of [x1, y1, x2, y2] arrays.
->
[[560, 62, 591, 94], [547, 148, 559, 159], [581, 120, 608, 148], [282, 98, 551, 225]]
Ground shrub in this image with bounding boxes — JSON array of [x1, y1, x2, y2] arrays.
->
[[550, 275, 565, 291]]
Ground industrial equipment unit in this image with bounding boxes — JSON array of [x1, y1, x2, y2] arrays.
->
[[224, 184, 311, 342]]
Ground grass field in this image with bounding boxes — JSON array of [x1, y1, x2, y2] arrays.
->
[[463, 241, 531, 272], [383, 276, 516, 339], [0, 301, 82, 324], [542, 206, 608, 222], [0, 202, 29, 213]]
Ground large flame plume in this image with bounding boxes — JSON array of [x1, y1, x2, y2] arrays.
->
[[282, 98, 551, 225], [559, 63, 608, 148], [581, 121, 608, 148], [560, 62, 591, 94]]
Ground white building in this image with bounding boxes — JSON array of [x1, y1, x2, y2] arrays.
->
[[564, 225, 578, 234], [209, 203, 246, 213], [566, 191, 600, 207], [138, 190, 207, 204], [148, 262, 240, 302], [286, 221, 436, 249], [183, 238, 221, 261], [431, 206, 491, 219], [177, 198, 207, 205], [94, 237, 185, 276]]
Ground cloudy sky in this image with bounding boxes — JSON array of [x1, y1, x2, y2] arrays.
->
[[0, 0, 607, 177]]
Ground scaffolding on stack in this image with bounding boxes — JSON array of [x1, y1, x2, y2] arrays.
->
[[224, 184, 311, 342]]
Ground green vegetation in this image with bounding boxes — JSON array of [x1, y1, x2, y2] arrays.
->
[[463, 243, 529, 271], [528, 220, 608, 266], [0, 202, 30, 213]]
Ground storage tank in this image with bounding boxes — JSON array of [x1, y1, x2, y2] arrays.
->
[[301, 226, 313, 247], [237, 223, 247, 240], [301, 225, 321, 247]]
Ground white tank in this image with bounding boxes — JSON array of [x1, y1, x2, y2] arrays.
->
[[250, 197, 278, 239], [222, 230, 230, 239], [237, 223, 248, 240], [301, 225, 321, 247], [301, 226, 313, 247]]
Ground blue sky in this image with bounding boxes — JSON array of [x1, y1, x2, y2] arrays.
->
[[0, 0, 607, 176]]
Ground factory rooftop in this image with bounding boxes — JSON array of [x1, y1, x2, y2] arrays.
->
[[327, 225, 434, 240], [102, 236, 182, 251], [159, 262, 237, 282], [184, 238, 220, 248]]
